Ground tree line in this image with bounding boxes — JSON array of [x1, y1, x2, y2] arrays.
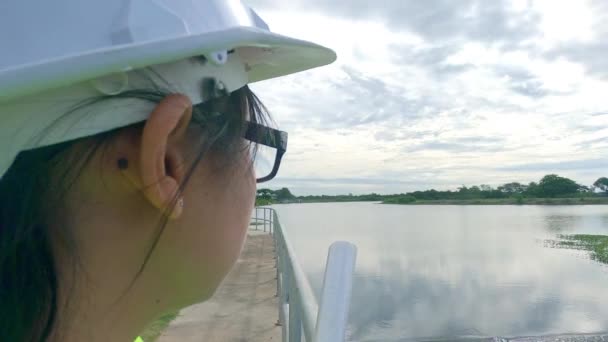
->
[[257, 175, 608, 205]]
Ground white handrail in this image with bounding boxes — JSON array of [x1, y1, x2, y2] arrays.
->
[[315, 242, 357, 342], [277, 217, 319, 341], [257, 207, 357, 342], [251, 207, 274, 233]]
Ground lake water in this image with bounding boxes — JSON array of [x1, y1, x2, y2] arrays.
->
[[271, 202, 608, 341]]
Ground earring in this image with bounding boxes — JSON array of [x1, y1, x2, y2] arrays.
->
[[117, 158, 129, 170], [178, 198, 184, 208]]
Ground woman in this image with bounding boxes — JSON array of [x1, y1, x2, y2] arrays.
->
[[0, 1, 335, 341]]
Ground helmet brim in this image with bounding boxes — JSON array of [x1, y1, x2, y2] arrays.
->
[[0, 26, 336, 102]]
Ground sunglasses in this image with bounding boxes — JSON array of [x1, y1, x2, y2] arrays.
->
[[244, 121, 288, 183], [192, 98, 288, 183]]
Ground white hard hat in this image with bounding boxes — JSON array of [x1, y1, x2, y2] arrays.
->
[[0, 0, 336, 178]]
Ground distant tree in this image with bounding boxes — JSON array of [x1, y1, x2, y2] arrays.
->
[[523, 182, 541, 197], [275, 187, 296, 201], [256, 188, 273, 200], [480, 184, 493, 192], [498, 182, 527, 194], [578, 185, 591, 193], [594, 177, 608, 193], [385, 195, 416, 204], [537, 174, 581, 197], [483, 189, 506, 199]]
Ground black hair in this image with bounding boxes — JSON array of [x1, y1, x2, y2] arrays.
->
[[0, 78, 270, 341]]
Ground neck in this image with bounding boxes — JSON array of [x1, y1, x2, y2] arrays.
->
[[47, 217, 170, 342], [49, 272, 155, 342]]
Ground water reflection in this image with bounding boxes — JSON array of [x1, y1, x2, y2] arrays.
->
[[274, 203, 608, 341], [602, 215, 608, 227], [543, 214, 581, 233]]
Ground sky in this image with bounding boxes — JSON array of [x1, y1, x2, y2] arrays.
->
[[245, 0, 608, 196]]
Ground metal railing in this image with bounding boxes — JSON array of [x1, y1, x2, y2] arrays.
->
[[254, 207, 357, 342], [251, 207, 274, 233]]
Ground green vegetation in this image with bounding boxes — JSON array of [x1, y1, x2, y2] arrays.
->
[[256, 187, 297, 205], [393, 174, 591, 202], [384, 195, 416, 204], [594, 177, 608, 193], [382, 174, 607, 205], [256, 174, 608, 205], [383, 197, 608, 205], [255, 198, 274, 206], [298, 193, 387, 203], [256, 187, 296, 202], [550, 234, 608, 264], [139, 311, 179, 341]]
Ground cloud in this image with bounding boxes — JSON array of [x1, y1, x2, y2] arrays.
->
[[495, 159, 608, 172], [258, 65, 431, 132], [404, 136, 506, 153], [373, 130, 397, 141], [492, 65, 552, 98], [541, 0, 608, 80], [576, 136, 608, 150], [274, 177, 420, 186], [388, 42, 476, 81], [245, 1, 608, 194], [546, 42, 608, 80], [250, 0, 541, 46]]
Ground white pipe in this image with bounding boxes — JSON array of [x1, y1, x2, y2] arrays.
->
[[314, 242, 357, 342]]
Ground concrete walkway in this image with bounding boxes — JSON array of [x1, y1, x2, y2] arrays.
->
[[158, 232, 281, 342]]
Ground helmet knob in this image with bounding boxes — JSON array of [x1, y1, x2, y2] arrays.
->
[[207, 51, 229, 65]]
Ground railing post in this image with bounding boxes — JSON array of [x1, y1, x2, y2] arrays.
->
[[278, 227, 289, 341], [275, 240, 280, 297], [288, 266, 302, 342], [270, 209, 273, 234], [255, 208, 258, 231]]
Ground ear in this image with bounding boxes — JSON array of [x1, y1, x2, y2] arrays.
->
[[140, 94, 192, 219]]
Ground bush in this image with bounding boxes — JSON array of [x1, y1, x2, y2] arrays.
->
[[255, 198, 273, 206], [385, 195, 416, 204]]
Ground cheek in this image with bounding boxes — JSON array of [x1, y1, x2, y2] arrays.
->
[[214, 162, 256, 259], [175, 152, 256, 290]]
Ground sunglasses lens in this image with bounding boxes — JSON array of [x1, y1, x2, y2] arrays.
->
[[250, 143, 277, 181]]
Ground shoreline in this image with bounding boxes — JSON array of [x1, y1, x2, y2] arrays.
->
[[381, 198, 608, 205], [260, 197, 608, 206]]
